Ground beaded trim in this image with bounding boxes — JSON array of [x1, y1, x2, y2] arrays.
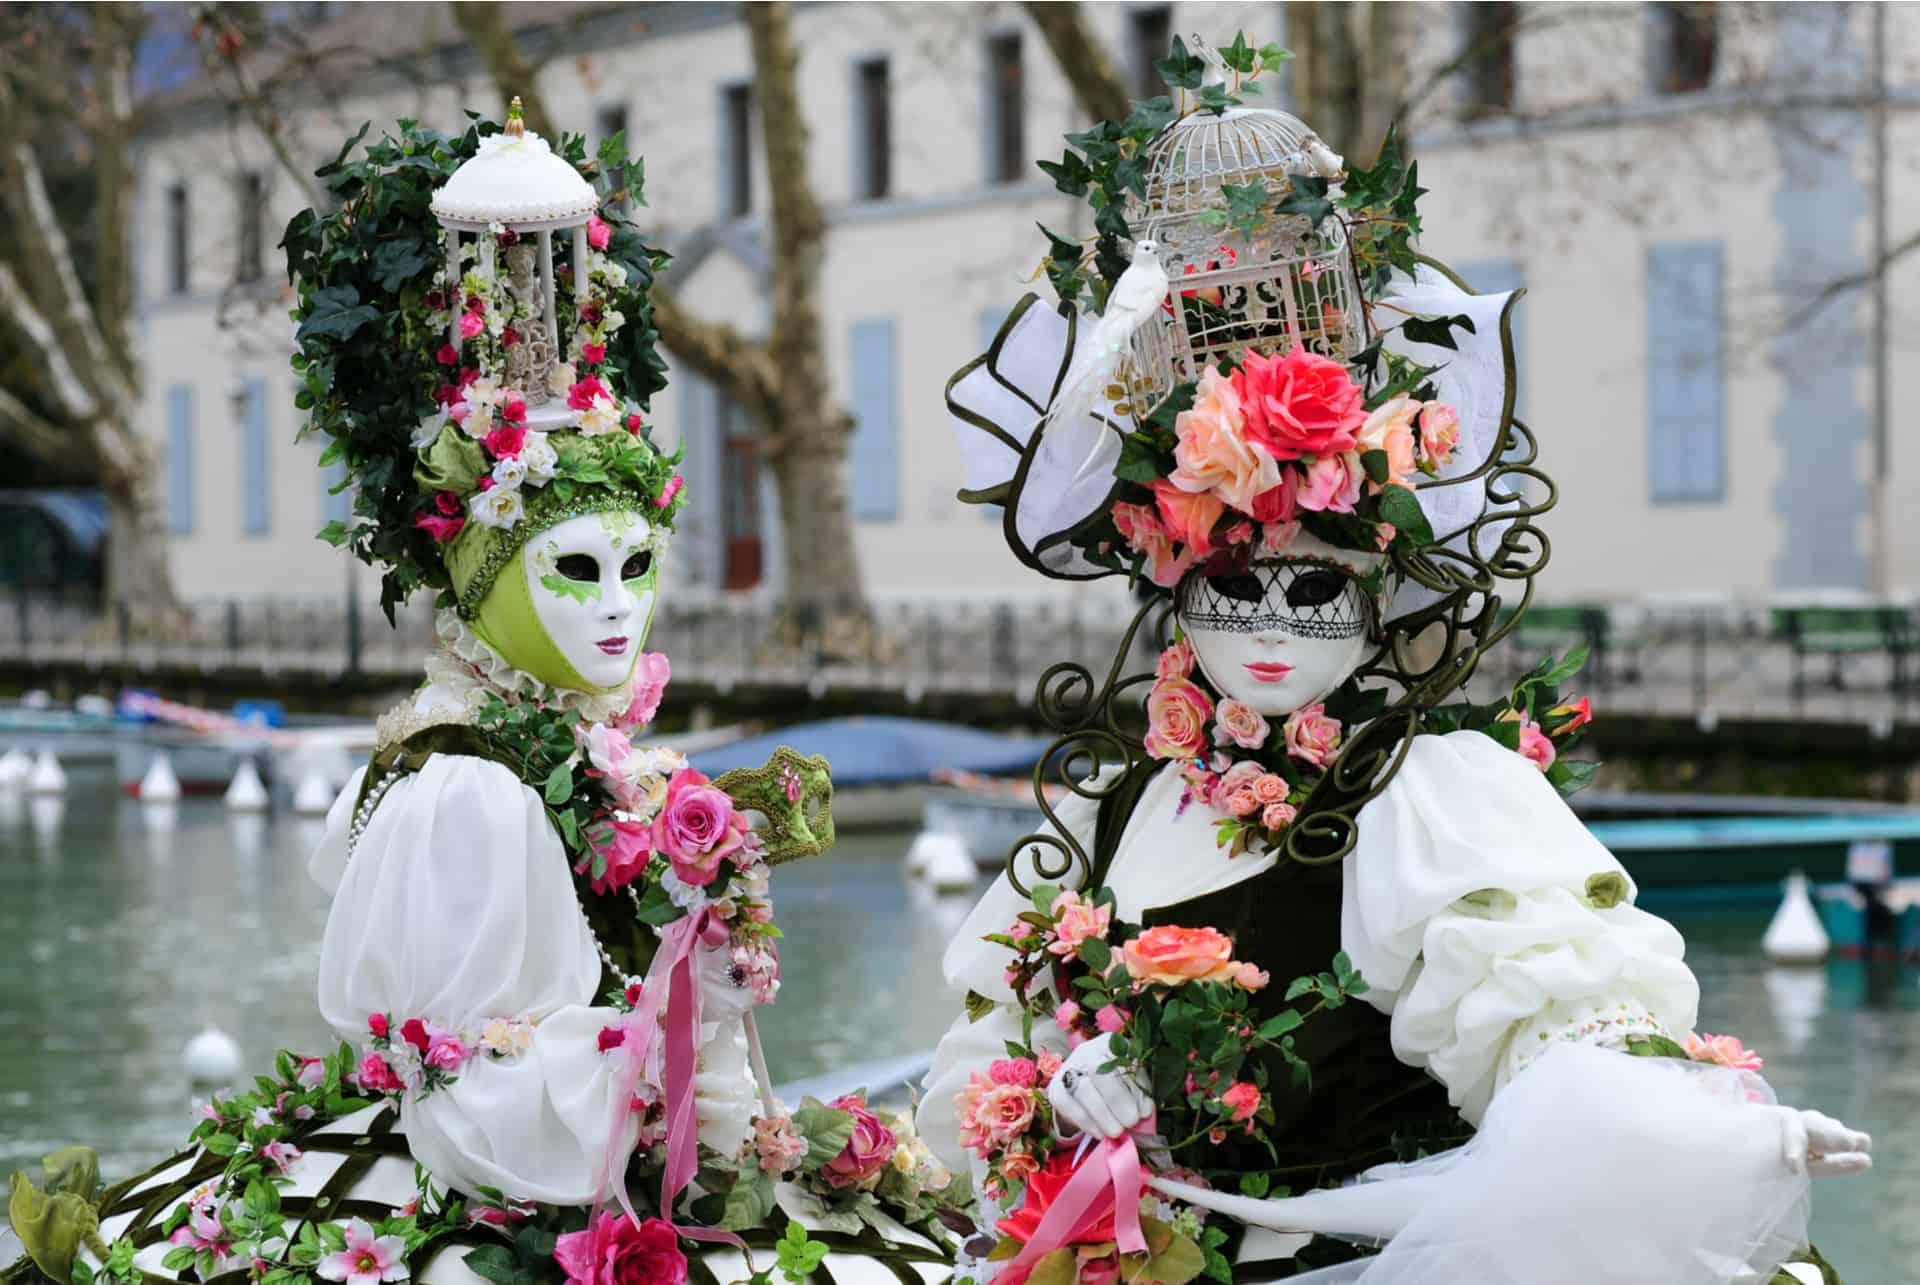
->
[[582, 882, 651, 988], [456, 487, 676, 620], [1509, 1002, 1670, 1079]]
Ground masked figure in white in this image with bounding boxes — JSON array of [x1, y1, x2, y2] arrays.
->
[[922, 64, 1868, 1285]]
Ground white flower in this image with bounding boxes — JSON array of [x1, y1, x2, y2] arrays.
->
[[548, 362, 578, 397], [491, 455, 528, 490], [578, 395, 621, 436], [383, 1041, 426, 1091], [411, 415, 445, 449], [521, 431, 558, 483], [659, 867, 710, 912], [466, 377, 500, 410], [478, 1018, 532, 1057], [469, 486, 525, 530], [603, 309, 626, 331], [462, 403, 494, 439]]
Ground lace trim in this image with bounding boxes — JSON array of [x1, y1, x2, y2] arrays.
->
[[1507, 1001, 1670, 1079]]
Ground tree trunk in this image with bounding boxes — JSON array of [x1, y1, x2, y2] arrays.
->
[[765, 399, 866, 641], [1023, 1, 1131, 123], [99, 431, 187, 625]]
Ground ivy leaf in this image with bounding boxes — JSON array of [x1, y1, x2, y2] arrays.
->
[[1116, 434, 1170, 484], [1272, 176, 1333, 229], [1195, 83, 1239, 115], [1038, 152, 1094, 197], [1399, 313, 1477, 351], [1221, 32, 1258, 73], [1374, 483, 1435, 547], [791, 1105, 858, 1170], [371, 238, 431, 291], [1154, 34, 1206, 90], [296, 285, 381, 343]]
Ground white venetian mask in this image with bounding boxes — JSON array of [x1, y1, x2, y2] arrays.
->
[[1176, 531, 1387, 717], [523, 510, 661, 691]]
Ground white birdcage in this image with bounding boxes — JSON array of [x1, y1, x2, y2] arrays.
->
[[1123, 102, 1369, 410], [430, 97, 599, 427]]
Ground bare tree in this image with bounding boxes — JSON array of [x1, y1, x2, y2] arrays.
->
[[453, 0, 870, 642], [0, 4, 187, 625]]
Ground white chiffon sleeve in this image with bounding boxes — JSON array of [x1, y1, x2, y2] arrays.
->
[[315, 752, 603, 1046], [1343, 732, 1699, 1123]]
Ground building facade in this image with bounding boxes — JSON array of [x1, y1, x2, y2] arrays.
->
[[127, 1, 1920, 613]]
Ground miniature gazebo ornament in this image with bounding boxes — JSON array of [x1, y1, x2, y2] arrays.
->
[[430, 97, 600, 429], [1122, 47, 1369, 411]]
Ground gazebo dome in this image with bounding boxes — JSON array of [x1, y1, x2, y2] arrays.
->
[[430, 109, 597, 230]]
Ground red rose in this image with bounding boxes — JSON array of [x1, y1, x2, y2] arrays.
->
[[995, 1149, 1142, 1247], [553, 1213, 687, 1285], [1248, 478, 1298, 524], [435, 491, 461, 518], [367, 1013, 389, 1039], [503, 326, 521, 349], [399, 1018, 430, 1054], [1231, 347, 1365, 462], [435, 343, 459, 367], [485, 424, 526, 459]]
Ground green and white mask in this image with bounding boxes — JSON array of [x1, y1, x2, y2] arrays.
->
[[470, 510, 662, 694]]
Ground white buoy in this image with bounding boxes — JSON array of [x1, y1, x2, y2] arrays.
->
[[909, 831, 978, 894], [292, 772, 336, 816], [225, 760, 269, 811], [27, 750, 66, 795], [1764, 872, 1831, 964], [139, 754, 182, 803], [183, 1026, 243, 1086], [0, 749, 29, 789]]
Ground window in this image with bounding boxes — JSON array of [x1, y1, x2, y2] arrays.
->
[[853, 58, 891, 202], [239, 378, 272, 535], [985, 32, 1024, 185], [166, 183, 189, 295], [849, 319, 899, 521], [235, 172, 266, 283], [1646, 242, 1726, 503], [1650, 2, 1716, 94], [721, 83, 753, 218], [1460, 3, 1515, 116], [166, 384, 194, 534], [1130, 6, 1173, 98]]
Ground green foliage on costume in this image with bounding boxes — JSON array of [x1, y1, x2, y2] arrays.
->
[[415, 424, 488, 496]]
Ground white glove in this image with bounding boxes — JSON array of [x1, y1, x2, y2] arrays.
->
[[1046, 1033, 1153, 1141], [1776, 1107, 1872, 1177]]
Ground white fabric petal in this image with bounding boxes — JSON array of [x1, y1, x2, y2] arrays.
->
[[309, 764, 367, 894]]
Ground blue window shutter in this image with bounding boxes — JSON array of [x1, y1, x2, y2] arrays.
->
[[166, 384, 194, 535], [241, 378, 271, 534], [1646, 242, 1726, 502], [849, 319, 899, 521]]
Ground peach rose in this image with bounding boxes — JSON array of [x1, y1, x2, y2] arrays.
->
[[1220, 1081, 1261, 1123], [1232, 961, 1271, 991], [1224, 788, 1260, 817], [1169, 369, 1281, 511], [1153, 479, 1227, 557], [1683, 1032, 1763, 1071], [1356, 398, 1419, 490], [1218, 760, 1264, 796], [1048, 890, 1112, 958], [1418, 402, 1460, 471], [1295, 451, 1363, 515], [999, 1147, 1041, 1185], [1261, 801, 1298, 831], [1144, 677, 1214, 761], [1213, 699, 1270, 750], [1121, 925, 1239, 987], [1157, 638, 1196, 682], [1283, 703, 1343, 767], [1252, 773, 1289, 804]]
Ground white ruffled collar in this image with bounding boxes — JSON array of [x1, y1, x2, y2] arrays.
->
[[423, 608, 632, 724]]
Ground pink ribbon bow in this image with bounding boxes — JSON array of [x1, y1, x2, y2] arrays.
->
[[1001, 1117, 1154, 1285], [599, 909, 742, 1245]]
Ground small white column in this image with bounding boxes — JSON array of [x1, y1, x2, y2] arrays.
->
[[539, 229, 558, 353], [446, 230, 461, 352], [572, 224, 589, 316]]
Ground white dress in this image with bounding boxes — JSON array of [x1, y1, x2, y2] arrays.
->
[[919, 731, 1811, 1282]]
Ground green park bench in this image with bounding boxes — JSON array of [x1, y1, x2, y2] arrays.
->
[[1772, 604, 1916, 700]]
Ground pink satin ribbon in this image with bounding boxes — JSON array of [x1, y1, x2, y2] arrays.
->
[[599, 909, 742, 1245], [1001, 1121, 1153, 1285]]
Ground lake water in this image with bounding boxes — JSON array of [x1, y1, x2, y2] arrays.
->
[[0, 769, 1912, 1278]]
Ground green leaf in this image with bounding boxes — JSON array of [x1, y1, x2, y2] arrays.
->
[[1272, 176, 1333, 229], [1154, 35, 1206, 90], [720, 1168, 777, 1231], [463, 1244, 542, 1285], [202, 1131, 239, 1156], [1374, 484, 1435, 547], [296, 284, 381, 343], [791, 1105, 857, 1170], [371, 239, 431, 291], [1116, 434, 1169, 483], [542, 761, 574, 805], [160, 1247, 198, 1273], [1256, 1010, 1303, 1039], [1077, 936, 1113, 972], [72, 1259, 96, 1285], [1221, 32, 1258, 73], [1282, 976, 1316, 1002], [1359, 449, 1389, 484], [1548, 758, 1601, 797], [1624, 1033, 1693, 1061], [1031, 884, 1060, 917], [1399, 313, 1477, 351]]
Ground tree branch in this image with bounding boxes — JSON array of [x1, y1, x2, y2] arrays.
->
[[92, 2, 142, 374], [1023, 1, 1131, 125], [1029, 1, 1128, 123], [449, 1, 557, 137], [0, 262, 100, 422], [1779, 225, 1920, 333], [0, 383, 77, 460], [649, 286, 778, 410], [192, 3, 327, 210]]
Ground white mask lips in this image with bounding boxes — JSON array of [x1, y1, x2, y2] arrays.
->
[[1179, 555, 1381, 718]]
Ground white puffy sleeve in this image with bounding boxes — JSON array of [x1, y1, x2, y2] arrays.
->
[[315, 752, 604, 1042], [916, 772, 1116, 1174], [1342, 731, 1700, 1124]]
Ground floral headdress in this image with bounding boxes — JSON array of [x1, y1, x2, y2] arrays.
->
[[287, 105, 684, 622]]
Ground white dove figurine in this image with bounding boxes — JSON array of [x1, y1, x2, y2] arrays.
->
[[1048, 239, 1170, 481]]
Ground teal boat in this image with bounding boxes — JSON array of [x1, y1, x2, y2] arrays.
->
[[1588, 813, 1920, 908]]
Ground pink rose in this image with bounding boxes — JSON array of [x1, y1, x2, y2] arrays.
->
[[651, 768, 748, 886], [583, 817, 652, 894], [1053, 999, 1082, 1030], [1048, 889, 1112, 958], [425, 1035, 470, 1073], [1036, 1051, 1064, 1083], [484, 424, 526, 460], [1252, 773, 1289, 804], [656, 476, 684, 509], [459, 310, 484, 339], [1168, 368, 1280, 511], [1249, 478, 1298, 525], [582, 343, 607, 365], [1152, 478, 1227, 558], [414, 512, 466, 542], [1294, 451, 1363, 514], [1231, 347, 1366, 461], [1224, 788, 1260, 817], [1221, 1081, 1261, 1123], [296, 1056, 326, 1088], [367, 1013, 390, 1039], [356, 1053, 404, 1093], [1233, 961, 1271, 991], [436, 343, 459, 366], [1548, 696, 1593, 736], [1144, 677, 1214, 761], [999, 1147, 1041, 1187], [1517, 718, 1556, 772], [754, 1115, 809, 1176], [582, 723, 632, 777], [613, 653, 671, 729], [974, 1083, 1037, 1149], [1218, 760, 1265, 795], [1418, 402, 1461, 470], [553, 1212, 687, 1285], [1683, 1032, 1763, 1071], [1259, 521, 1301, 558], [1156, 638, 1195, 682], [499, 395, 527, 425], [399, 1018, 430, 1054], [1095, 1004, 1130, 1035], [822, 1094, 899, 1189], [1260, 802, 1297, 832], [1356, 398, 1420, 490], [568, 375, 612, 412], [1213, 699, 1270, 750], [1121, 925, 1239, 986], [1283, 704, 1343, 768], [1113, 500, 1195, 588], [586, 212, 612, 250], [990, 1058, 1039, 1088]]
